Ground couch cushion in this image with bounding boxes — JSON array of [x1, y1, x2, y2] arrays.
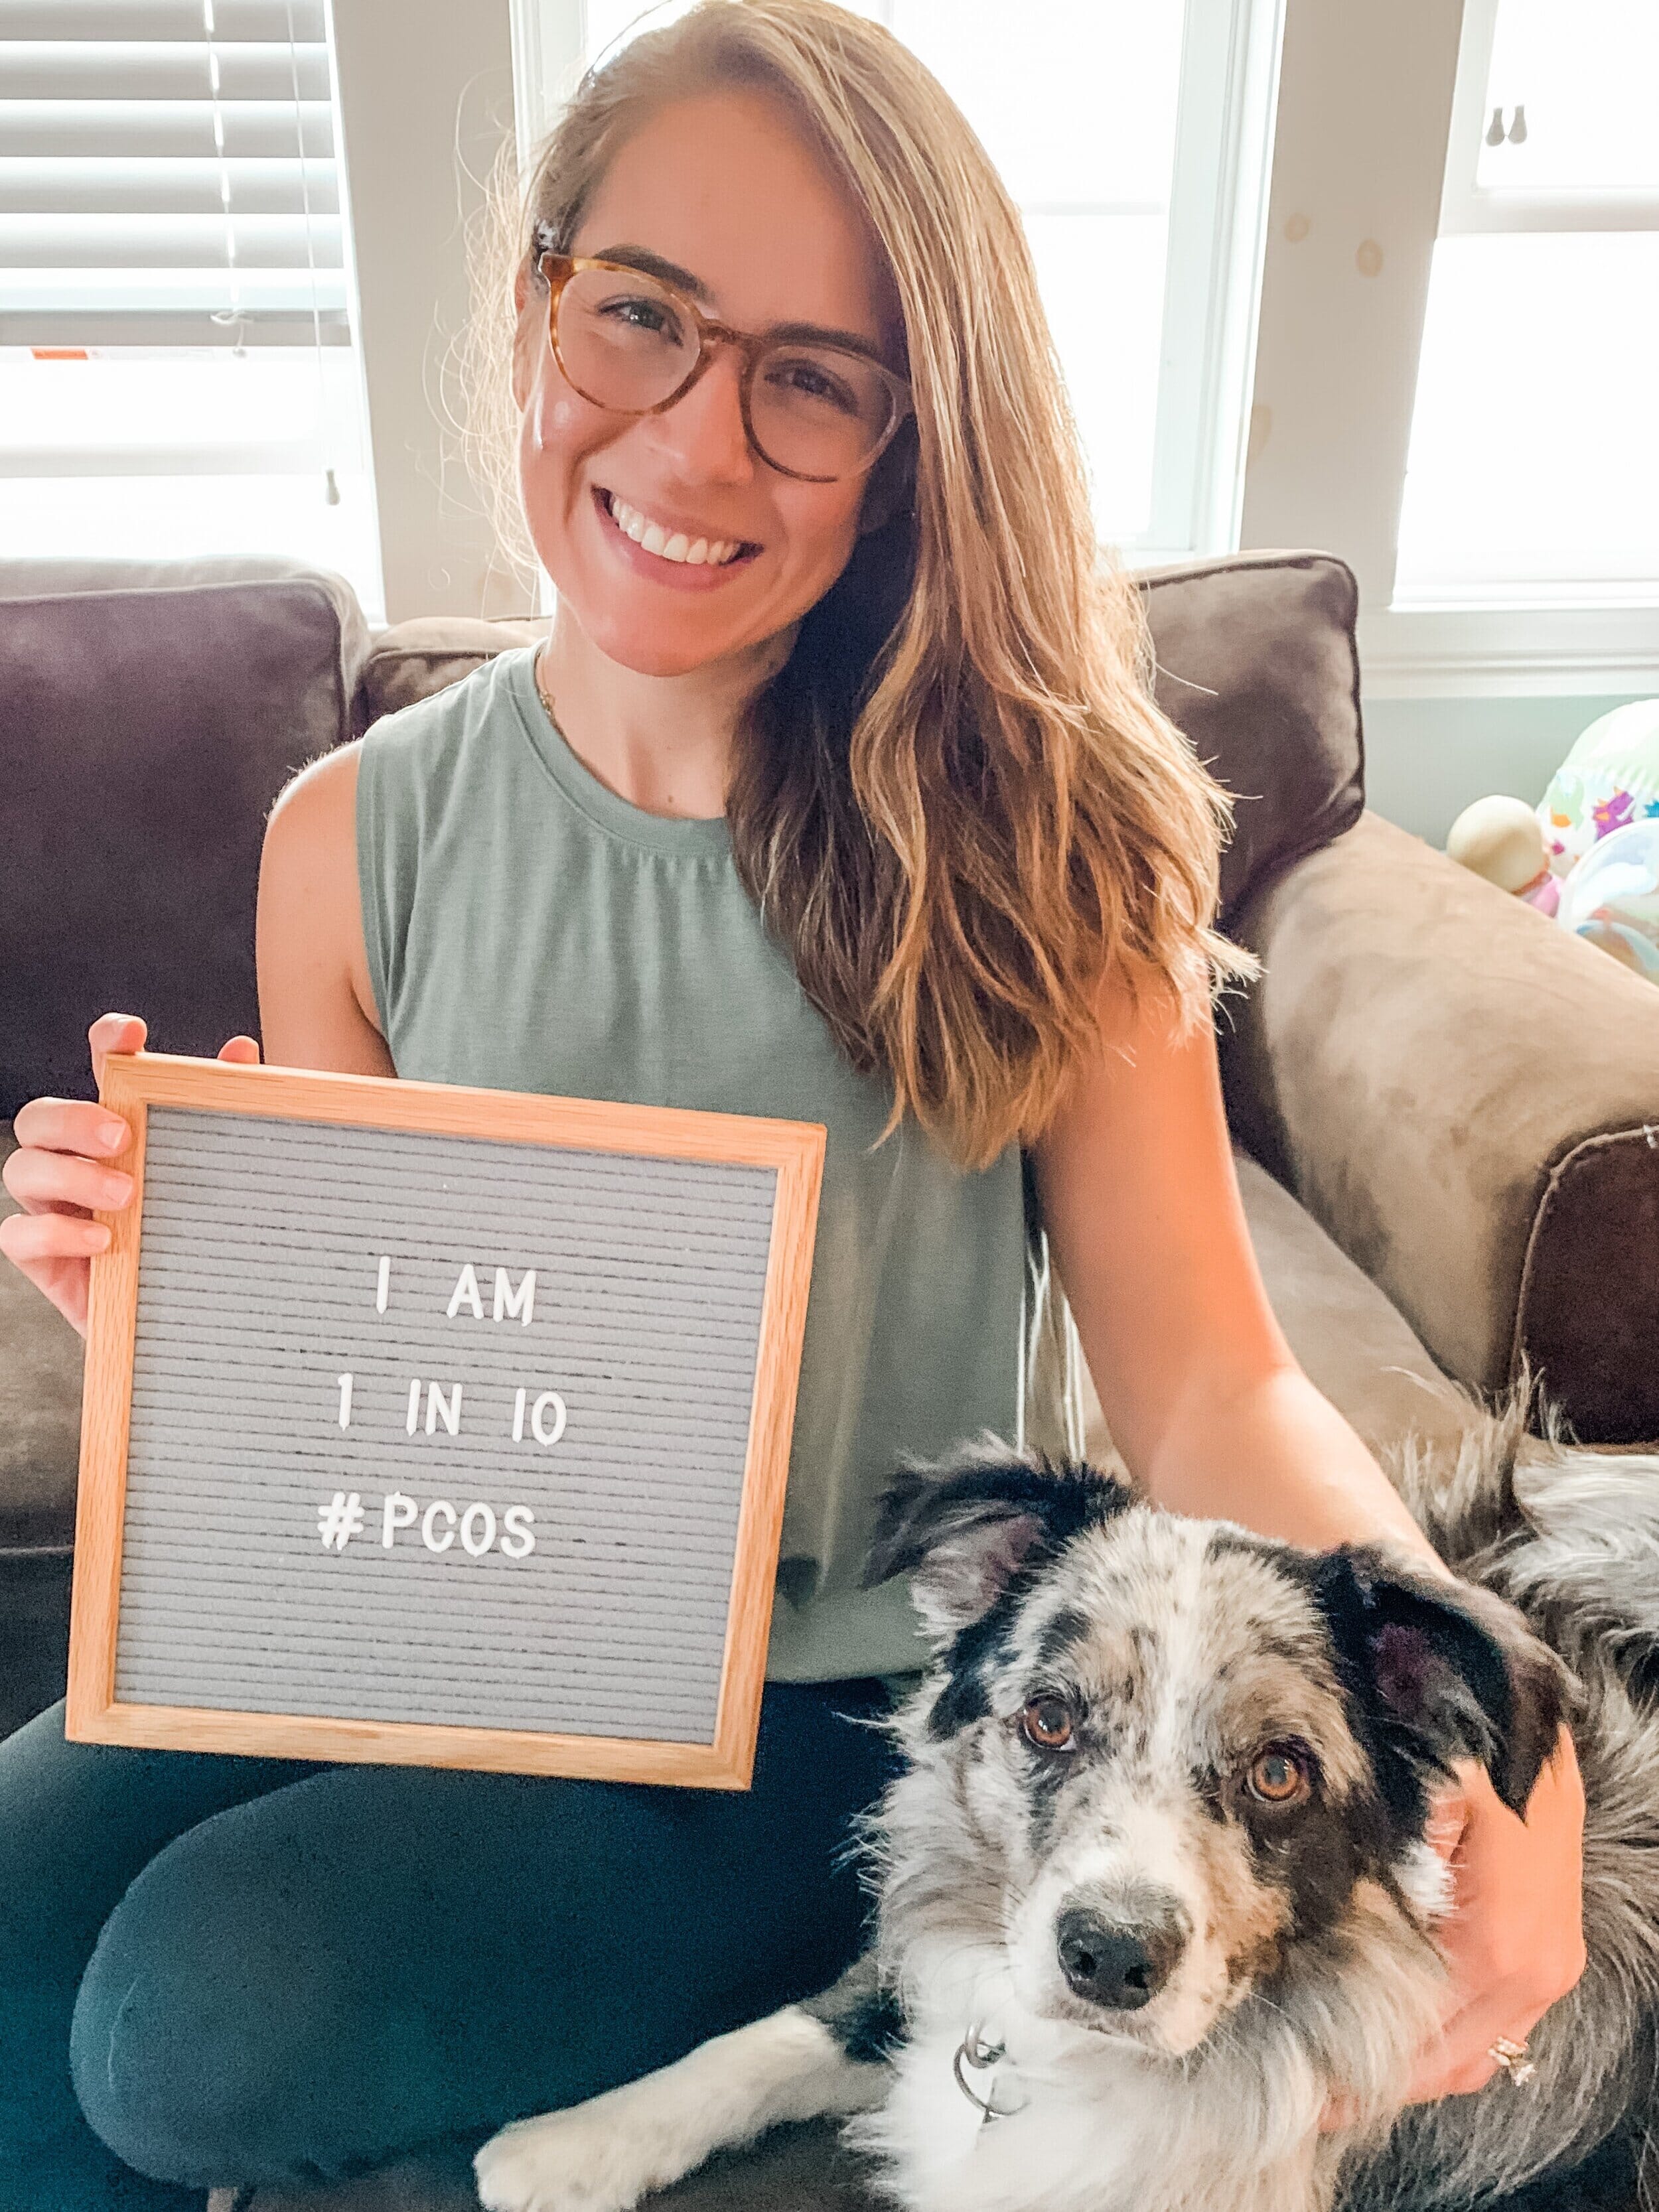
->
[[0, 553, 368, 606], [1137, 550, 1364, 926], [351, 551, 1365, 930], [0, 571, 368, 1117], [219, 2119, 881, 2211], [352, 614, 543, 732], [1223, 809, 1659, 1444], [1514, 1127, 1659, 1444]]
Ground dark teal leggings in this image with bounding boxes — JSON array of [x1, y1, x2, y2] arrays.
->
[[0, 1683, 895, 2211]]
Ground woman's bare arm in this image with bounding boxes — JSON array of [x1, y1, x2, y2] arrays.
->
[[1028, 975, 1438, 1567]]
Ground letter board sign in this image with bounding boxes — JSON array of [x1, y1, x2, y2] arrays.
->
[[67, 1052, 824, 1788]]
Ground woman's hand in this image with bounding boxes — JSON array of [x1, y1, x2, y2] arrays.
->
[[0, 1012, 260, 1338], [1321, 1722, 1587, 2126], [1404, 1726, 1587, 2098]]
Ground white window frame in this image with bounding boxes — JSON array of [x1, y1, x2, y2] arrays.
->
[[1437, 0, 1659, 243], [1147, 0, 1285, 562], [1244, 0, 1659, 701], [508, 0, 1285, 576]]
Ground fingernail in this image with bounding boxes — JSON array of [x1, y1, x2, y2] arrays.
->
[[103, 1172, 133, 1204], [98, 1123, 125, 1150], [85, 1223, 111, 1249]]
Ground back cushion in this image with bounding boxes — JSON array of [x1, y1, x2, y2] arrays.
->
[[1137, 551, 1365, 925], [0, 576, 364, 1116]]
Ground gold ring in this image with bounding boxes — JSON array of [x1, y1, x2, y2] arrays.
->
[[1488, 2036, 1538, 2086]]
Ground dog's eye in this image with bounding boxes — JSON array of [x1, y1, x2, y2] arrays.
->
[[1021, 1696, 1076, 1752], [1246, 1746, 1309, 1804]]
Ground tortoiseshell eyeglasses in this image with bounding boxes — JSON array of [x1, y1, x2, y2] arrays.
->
[[537, 251, 912, 484]]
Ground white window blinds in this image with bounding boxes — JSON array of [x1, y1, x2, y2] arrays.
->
[[0, 0, 384, 621], [0, 0, 346, 350]]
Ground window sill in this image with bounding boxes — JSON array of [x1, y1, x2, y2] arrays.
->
[[1358, 604, 1659, 699]]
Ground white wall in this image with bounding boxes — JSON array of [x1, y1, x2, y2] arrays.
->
[[1240, 0, 1462, 622]]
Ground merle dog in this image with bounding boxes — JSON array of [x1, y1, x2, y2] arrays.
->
[[476, 1404, 1659, 2212]]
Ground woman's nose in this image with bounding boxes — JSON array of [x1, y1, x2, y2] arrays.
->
[[646, 343, 756, 484]]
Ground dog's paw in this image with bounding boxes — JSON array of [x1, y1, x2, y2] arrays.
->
[[473, 2105, 678, 2212]]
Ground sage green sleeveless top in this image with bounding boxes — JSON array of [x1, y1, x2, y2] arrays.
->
[[356, 644, 1082, 1681]]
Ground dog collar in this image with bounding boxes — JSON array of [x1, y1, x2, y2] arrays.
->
[[953, 2024, 1029, 2124]]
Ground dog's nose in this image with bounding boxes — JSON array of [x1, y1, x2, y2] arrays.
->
[[1055, 1905, 1183, 2010]]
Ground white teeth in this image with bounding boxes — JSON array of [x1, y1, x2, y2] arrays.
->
[[606, 492, 745, 567]]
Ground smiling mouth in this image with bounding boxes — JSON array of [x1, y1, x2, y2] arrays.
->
[[596, 486, 759, 568]]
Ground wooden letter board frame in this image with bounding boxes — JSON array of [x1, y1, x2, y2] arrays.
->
[[67, 1051, 825, 1789]]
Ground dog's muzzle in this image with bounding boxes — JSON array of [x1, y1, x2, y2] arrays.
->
[[1055, 1900, 1187, 2011]]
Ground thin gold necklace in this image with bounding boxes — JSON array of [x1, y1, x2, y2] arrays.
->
[[532, 644, 557, 728]]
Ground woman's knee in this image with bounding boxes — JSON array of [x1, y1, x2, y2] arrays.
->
[[69, 1821, 350, 2191], [0, 1697, 315, 2172]]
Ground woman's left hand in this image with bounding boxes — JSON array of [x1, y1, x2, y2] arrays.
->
[[1321, 1722, 1587, 2124]]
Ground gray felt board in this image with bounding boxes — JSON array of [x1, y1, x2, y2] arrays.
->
[[113, 1107, 778, 1744]]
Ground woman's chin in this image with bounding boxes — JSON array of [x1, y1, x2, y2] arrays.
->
[[562, 596, 790, 682], [587, 630, 748, 680]]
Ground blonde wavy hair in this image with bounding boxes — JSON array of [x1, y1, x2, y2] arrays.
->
[[462, 0, 1256, 1170]]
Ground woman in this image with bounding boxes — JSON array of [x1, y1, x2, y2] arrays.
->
[[0, 5, 1583, 2205]]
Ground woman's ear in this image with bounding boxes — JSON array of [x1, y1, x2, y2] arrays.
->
[[510, 261, 539, 413]]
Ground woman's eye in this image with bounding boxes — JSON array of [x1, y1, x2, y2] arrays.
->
[[1246, 1746, 1310, 1804], [768, 356, 860, 416], [599, 294, 680, 338], [1021, 1696, 1076, 1752]]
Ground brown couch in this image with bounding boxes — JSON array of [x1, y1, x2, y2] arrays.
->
[[3, 548, 1656, 2211]]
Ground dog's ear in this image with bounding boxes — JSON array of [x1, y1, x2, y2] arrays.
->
[[863, 1449, 1131, 1645], [1311, 1548, 1572, 1817]]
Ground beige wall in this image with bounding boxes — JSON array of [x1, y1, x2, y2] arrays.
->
[[1240, 0, 1463, 618], [330, 0, 530, 624]]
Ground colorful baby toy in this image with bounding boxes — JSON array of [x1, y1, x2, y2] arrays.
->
[[1537, 699, 1659, 878], [1553, 819, 1659, 981], [1445, 699, 1659, 979]]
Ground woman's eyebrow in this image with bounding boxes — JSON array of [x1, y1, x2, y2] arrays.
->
[[595, 242, 714, 301], [592, 242, 887, 359]]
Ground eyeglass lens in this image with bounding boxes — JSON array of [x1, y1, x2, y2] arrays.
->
[[556, 264, 895, 478]]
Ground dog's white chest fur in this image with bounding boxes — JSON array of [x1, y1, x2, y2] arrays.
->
[[861, 2024, 1332, 2212]]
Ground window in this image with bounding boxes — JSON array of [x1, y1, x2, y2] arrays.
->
[[1394, 0, 1659, 610], [528, 0, 1283, 565], [0, 0, 385, 621]]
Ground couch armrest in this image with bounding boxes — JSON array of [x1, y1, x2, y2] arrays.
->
[[1220, 809, 1659, 1443]]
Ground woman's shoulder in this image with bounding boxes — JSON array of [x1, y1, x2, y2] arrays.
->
[[263, 743, 362, 933], [263, 738, 361, 890]]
